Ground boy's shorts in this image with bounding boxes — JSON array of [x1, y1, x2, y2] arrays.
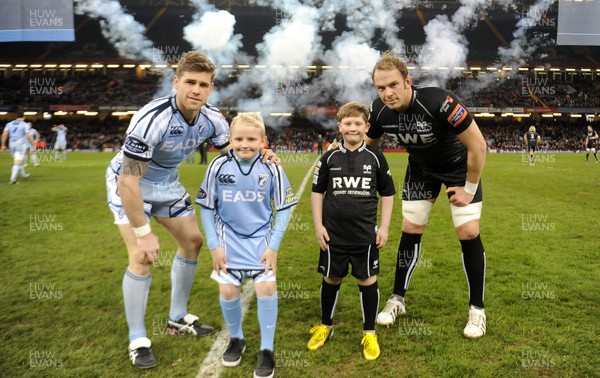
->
[[317, 244, 379, 279], [211, 269, 276, 286]]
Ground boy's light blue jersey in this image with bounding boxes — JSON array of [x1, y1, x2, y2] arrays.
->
[[54, 128, 67, 143], [3, 119, 29, 148], [108, 96, 229, 183], [196, 150, 297, 243]]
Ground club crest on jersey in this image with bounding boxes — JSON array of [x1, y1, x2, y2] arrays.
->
[[363, 164, 372, 174], [258, 174, 269, 189]]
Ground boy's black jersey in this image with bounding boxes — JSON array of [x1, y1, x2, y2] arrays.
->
[[312, 141, 396, 245], [367, 86, 474, 172]]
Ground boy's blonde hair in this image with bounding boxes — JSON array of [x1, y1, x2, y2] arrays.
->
[[529, 125, 536, 133], [372, 51, 409, 81], [337, 102, 369, 123], [176, 51, 216, 80], [230, 112, 266, 137]]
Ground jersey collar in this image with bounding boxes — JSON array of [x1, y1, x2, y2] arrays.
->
[[339, 140, 367, 153]]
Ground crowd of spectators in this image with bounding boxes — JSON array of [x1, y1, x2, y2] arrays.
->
[[2, 69, 599, 153]]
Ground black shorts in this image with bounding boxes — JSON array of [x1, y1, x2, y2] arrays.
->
[[528, 143, 537, 152], [402, 161, 482, 203], [586, 142, 596, 150], [317, 244, 379, 279]]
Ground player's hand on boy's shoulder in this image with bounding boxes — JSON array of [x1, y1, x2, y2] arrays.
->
[[210, 246, 228, 274], [259, 248, 278, 276], [259, 148, 282, 166]]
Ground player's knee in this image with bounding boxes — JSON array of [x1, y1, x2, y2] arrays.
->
[[358, 276, 377, 286], [451, 202, 482, 229], [402, 200, 433, 228], [13, 152, 24, 165], [219, 284, 241, 300], [324, 276, 342, 285]]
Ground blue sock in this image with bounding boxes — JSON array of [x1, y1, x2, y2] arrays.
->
[[169, 254, 198, 321], [220, 296, 243, 339], [123, 269, 151, 342], [257, 293, 278, 351]]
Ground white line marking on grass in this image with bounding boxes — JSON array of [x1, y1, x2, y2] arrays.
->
[[197, 157, 319, 378]]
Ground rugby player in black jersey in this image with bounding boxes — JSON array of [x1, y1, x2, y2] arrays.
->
[[584, 125, 599, 163], [366, 52, 488, 339], [524, 125, 541, 165]]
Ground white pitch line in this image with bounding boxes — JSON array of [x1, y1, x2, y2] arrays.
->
[[197, 157, 319, 378]]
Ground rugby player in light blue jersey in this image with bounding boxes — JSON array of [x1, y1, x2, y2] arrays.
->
[[2, 114, 35, 184], [52, 124, 68, 161], [106, 51, 279, 370], [25, 123, 40, 167], [196, 112, 296, 378]]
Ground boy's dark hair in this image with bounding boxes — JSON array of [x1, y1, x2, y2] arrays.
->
[[337, 102, 369, 123], [176, 51, 216, 80], [371, 51, 409, 81]]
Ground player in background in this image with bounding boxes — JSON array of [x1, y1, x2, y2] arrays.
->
[[24, 123, 40, 167], [584, 125, 599, 163], [2, 114, 35, 184], [366, 52, 488, 339], [52, 124, 68, 161], [308, 102, 395, 360], [524, 125, 541, 166], [197, 112, 296, 378]]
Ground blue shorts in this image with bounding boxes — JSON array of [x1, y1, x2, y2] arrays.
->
[[106, 166, 195, 224]]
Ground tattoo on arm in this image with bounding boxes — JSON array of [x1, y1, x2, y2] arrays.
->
[[121, 156, 149, 177]]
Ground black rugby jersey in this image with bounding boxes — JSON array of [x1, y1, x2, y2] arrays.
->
[[367, 86, 474, 172], [526, 131, 540, 145], [312, 141, 396, 245]]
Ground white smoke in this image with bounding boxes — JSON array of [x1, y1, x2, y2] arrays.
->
[[184, 0, 244, 67], [499, 0, 556, 67], [75, 0, 162, 64]]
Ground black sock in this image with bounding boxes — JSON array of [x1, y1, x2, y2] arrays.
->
[[320, 279, 340, 326], [359, 281, 379, 331], [460, 235, 486, 308], [594, 152, 599, 161], [586, 153, 590, 161], [392, 232, 422, 296]]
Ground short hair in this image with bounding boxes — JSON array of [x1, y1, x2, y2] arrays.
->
[[230, 112, 266, 137], [372, 51, 409, 81], [529, 125, 536, 132], [337, 102, 369, 123], [175, 51, 216, 80]]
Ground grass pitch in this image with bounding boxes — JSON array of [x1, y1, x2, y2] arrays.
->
[[0, 150, 598, 378]]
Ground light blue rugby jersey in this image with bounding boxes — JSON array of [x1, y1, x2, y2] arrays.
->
[[27, 128, 39, 147], [196, 151, 297, 238], [3, 119, 29, 147], [55, 128, 67, 142], [108, 96, 229, 182]]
